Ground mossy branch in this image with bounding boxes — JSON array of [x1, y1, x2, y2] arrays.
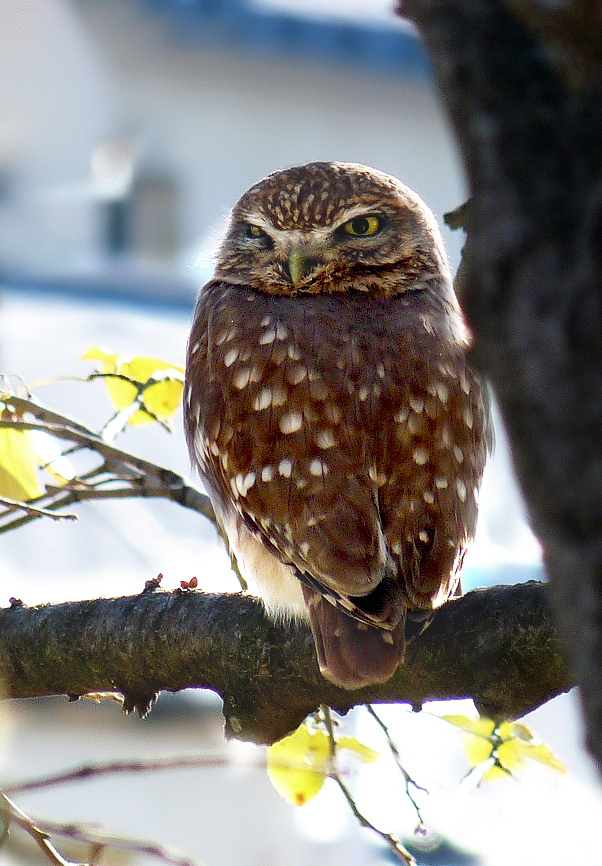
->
[[0, 582, 571, 745]]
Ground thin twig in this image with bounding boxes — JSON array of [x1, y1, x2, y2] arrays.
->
[[2, 792, 205, 866], [3, 754, 244, 796], [2, 794, 84, 866], [0, 496, 77, 522], [30, 818, 203, 866], [0, 393, 215, 535], [367, 705, 428, 833], [320, 706, 416, 866]]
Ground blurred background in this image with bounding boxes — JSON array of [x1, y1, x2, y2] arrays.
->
[[0, 1, 598, 865]]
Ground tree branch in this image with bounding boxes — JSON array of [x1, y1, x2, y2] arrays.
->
[[0, 582, 571, 745], [0, 394, 215, 534], [400, 0, 602, 768]]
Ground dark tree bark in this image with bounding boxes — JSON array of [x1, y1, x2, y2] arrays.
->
[[401, 0, 602, 770], [0, 582, 570, 745]]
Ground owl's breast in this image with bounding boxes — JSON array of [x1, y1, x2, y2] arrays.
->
[[185, 280, 490, 609]]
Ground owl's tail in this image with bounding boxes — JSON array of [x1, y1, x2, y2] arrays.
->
[[301, 584, 406, 690]]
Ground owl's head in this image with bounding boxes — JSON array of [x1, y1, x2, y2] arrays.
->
[[214, 162, 451, 295]]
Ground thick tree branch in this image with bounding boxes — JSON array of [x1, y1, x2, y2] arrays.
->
[[0, 582, 571, 745], [401, 0, 602, 767]]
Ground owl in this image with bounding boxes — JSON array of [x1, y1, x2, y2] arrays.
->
[[185, 162, 490, 690]]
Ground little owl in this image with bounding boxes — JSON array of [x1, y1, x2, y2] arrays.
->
[[185, 162, 490, 690]]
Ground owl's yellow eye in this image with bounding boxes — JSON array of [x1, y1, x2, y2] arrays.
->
[[246, 224, 265, 239], [343, 215, 381, 237]]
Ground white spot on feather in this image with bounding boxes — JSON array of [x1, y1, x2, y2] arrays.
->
[[224, 348, 239, 367], [309, 459, 328, 476], [259, 329, 276, 345], [235, 472, 256, 497], [316, 429, 336, 449], [278, 459, 293, 477], [279, 411, 303, 434], [261, 465, 274, 482], [409, 396, 424, 414], [412, 446, 429, 465]]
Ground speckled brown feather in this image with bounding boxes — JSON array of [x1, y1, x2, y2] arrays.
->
[[185, 162, 490, 689]]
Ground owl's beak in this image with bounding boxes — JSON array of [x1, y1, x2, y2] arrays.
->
[[287, 248, 320, 287]]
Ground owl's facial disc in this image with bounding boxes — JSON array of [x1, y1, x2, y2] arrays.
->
[[220, 210, 390, 291]]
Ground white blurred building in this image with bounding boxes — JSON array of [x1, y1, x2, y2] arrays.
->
[[0, 0, 465, 284]]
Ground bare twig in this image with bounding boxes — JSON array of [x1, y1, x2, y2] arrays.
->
[[2, 794, 84, 866], [29, 818, 203, 866], [2, 792, 205, 866], [0, 496, 77, 522], [320, 706, 416, 866], [0, 394, 215, 535], [367, 705, 428, 833], [3, 753, 245, 796]]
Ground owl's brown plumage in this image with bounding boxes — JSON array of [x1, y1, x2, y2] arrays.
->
[[185, 162, 490, 690]]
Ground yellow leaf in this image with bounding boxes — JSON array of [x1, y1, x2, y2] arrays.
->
[[508, 721, 534, 741], [82, 348, 185, 426], [267, 724, 330, 806], [447, 713, 567, 783], [514, 739, 567, 773], [81, 347, 119, 365], [442, 714, 496, 738], [495, 739, 522, 773], [0, 428, 42, 500], [463, 731, 496, 768], [482, 762, 512, 782], [337, 736, 379, 764], [136, 376, 184, 425]]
